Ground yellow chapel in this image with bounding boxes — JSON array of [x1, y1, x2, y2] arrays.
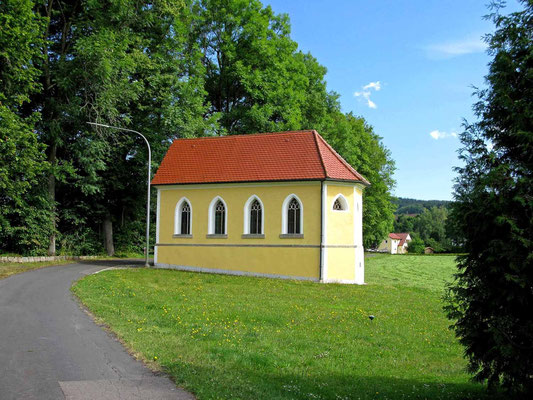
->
[[151, 130, 369, 284]]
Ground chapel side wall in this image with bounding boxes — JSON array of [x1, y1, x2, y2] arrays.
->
[[156, 182, 321, 280], [323, 183, 364, 284], [324, 183, 355, 282]]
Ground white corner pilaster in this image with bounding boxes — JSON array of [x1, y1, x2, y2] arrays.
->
[[321, 182, 328, 281], [354, 185, 365, 284], [155, 188, 160, 264]]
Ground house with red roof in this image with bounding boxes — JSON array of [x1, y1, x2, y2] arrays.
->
[[378, 233, 412, 254], [151, 130, 369, 284]]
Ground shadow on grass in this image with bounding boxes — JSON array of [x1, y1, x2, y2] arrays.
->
[[163, 360, 501, 400]]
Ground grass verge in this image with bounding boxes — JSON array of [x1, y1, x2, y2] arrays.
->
[[0, 260, 73, 280], [72, 255, 495, 400], [0, 255, 146, 280]]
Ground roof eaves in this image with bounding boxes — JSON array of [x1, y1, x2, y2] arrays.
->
[[315, 132, 371, 186], [151, 178, 326, 187], [324, 178, 370, 186]]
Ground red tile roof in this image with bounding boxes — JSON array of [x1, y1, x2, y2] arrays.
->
[[151, 130, 370, 186], [389, 233, 411, 246]]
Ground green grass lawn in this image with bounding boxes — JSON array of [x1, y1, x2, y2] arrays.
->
[[0, 260, 72, 280], [72, 254, 493, 400]]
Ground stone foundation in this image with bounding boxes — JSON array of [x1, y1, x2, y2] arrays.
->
[[0, 255, 100, 263]]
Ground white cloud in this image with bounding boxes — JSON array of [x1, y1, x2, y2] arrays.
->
[[424, 37, 486, 59], [430, 130, 458, 140], [363, 81, 381, 91], [354, 81, 381, 109]]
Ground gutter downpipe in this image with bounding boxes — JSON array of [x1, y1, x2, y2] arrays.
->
[[319, 180, 324, 282]]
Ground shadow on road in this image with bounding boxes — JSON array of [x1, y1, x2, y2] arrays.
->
[[79, 258, 151, 268]]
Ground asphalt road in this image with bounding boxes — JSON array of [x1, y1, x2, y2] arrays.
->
[[0, 261, 194, 400]]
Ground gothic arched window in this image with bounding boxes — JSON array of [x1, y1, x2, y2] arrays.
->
[[287, 198, 301, 234], [249, 199, 262, 234], [180, 201, 191, 234], [214, 200, 225, 234]]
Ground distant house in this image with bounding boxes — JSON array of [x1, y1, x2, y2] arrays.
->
[[424, 247, 434, 254], [151, 130, 370, 284], [378, 233, 411, 254]]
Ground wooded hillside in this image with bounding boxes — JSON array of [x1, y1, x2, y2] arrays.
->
[[393, 197, 451, 215], [391, 198, 457, 253]]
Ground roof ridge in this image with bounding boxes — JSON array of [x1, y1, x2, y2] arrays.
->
[[174, 130, 316, 142], [315, 133, 370, 185], [312, 130, 327, 179]]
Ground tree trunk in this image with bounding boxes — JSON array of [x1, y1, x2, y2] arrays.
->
[[44, 3, 56, 257], [47, 143, 56, 256], [104, 217, 115, 256]]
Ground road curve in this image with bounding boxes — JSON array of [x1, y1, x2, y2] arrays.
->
[[0, 261, 194, 400]]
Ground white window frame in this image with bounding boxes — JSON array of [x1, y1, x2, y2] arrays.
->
[[332, 194, 349, 212], [174, 197, 192, 235], [208, 196, 228, 235], [243, 195, 264, 234], [281, 194, 303, 234]]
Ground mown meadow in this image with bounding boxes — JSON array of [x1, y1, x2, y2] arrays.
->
[[72, 255, 496, 399]]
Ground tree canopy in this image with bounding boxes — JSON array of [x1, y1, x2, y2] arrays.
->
[[1, 0, 396, 256], [0, 0, 51, 253]]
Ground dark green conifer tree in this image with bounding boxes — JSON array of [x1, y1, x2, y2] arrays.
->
[[446, 1, 533, 394]]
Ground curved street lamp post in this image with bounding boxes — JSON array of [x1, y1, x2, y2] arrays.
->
[[87, 122, 152, 268]]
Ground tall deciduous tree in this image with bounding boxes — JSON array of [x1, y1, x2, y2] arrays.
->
[[31, 0, 209, 255], [192, 0, 396, 245], [446, 1, 533, 394], [0, 0, 52, 254], [2, 0, 396, 257], [192, 0, 338, 134]]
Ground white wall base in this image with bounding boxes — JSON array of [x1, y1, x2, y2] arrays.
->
[[321, 278, 366, 285], [355, 246, 365, 285], [154, 263, 366, 284]]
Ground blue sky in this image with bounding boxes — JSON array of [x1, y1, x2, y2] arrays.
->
[[264, 0, 521, 200]]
